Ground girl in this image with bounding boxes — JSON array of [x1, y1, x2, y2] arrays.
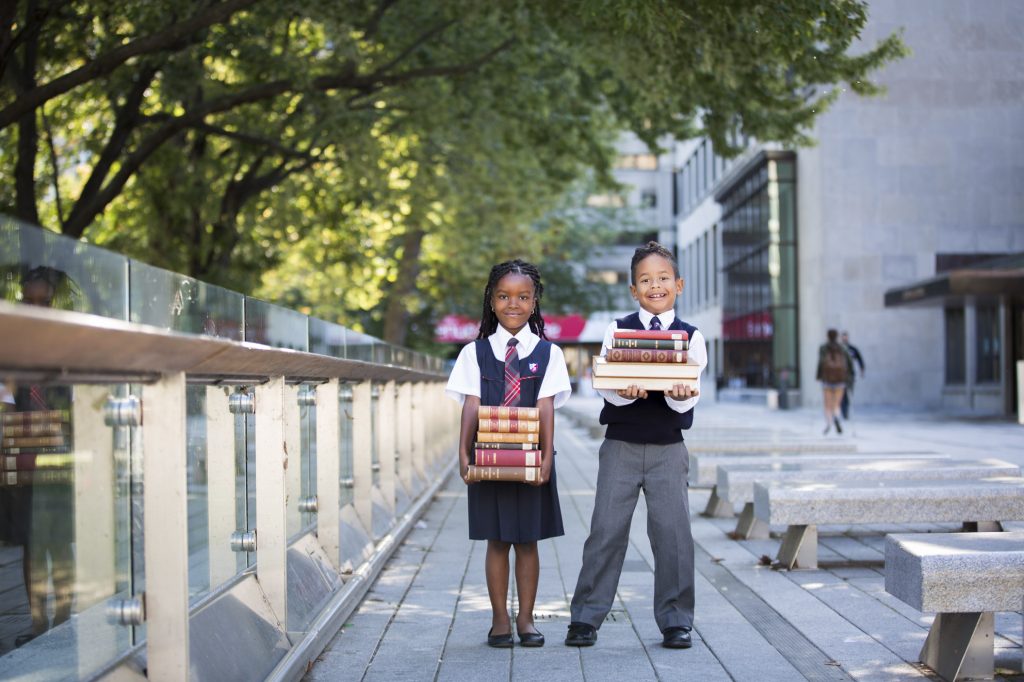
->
[[445, 259, 570, 648]]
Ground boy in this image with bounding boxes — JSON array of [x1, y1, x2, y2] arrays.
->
[[566, 241, 706, 650]]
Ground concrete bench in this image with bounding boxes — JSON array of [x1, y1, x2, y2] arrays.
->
[[753, 477, 1024, 569], [690, 449, 943, 489], [719, 458, 1020, 539], [687, 440, 859, 454], [885, 532, 1024, 681]]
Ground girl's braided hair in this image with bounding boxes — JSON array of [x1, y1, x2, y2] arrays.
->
[[477, 259, 547, 339]]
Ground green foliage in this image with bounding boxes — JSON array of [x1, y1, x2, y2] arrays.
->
[[0, 0, 905, 349]]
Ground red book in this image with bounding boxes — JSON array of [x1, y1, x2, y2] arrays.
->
[[612, 338, 688, 350], [474, 449, 541, 466], [606, 348, 688, 363], [613, 330, 689, 341], [465, 466, 538, 483]]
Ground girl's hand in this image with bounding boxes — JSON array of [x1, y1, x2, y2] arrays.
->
[[532, 454, 553, 487], [460, 455, 473, 485], [616, 384, 648, 400], [667, 383, 699, 401]]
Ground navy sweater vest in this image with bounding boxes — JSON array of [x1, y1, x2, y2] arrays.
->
[[598, 312, 697, 444]]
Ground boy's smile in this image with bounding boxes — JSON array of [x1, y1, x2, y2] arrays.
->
[[630, 253, 683, 315], [492, 273, 536, 334]]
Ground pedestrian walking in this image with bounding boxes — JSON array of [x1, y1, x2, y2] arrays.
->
[[840, 330, 865, 420], [816, 329, 853, 434]]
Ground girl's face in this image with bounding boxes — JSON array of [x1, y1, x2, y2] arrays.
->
[[492, 273, 536, 334]]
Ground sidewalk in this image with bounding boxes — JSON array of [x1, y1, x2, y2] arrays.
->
[[305, 399, 1024, 681]]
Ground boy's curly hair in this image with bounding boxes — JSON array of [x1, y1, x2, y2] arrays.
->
[[630, 241, 678, 284]]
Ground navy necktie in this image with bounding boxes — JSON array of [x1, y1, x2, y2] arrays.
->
[[649, 316, 662, 331]]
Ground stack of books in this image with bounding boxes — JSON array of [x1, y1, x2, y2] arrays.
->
[[467, 406, 541, 483], [1, 409, 73, 486], [591, 329, 701, 391]]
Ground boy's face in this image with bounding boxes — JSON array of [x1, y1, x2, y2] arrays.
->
[[630, 254, 683, 316], [492, 273, 536, 334]]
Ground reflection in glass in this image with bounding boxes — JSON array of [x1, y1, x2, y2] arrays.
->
[[244, 298, 308, 351]]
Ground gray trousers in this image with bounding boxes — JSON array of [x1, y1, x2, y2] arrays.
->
[[570, 438, 695, 632]]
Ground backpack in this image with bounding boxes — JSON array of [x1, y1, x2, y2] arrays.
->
[[821, 347, 848, 384]]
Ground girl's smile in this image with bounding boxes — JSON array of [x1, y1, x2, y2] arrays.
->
[[492, 273, 536, 334]]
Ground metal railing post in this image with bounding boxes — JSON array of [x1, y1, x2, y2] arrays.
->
[[143, 372, 190, 680], [316, 379, 341, 568], [206, 386, 238, 586], [351, 381, 374, 535], [255, 376, 288, 625]]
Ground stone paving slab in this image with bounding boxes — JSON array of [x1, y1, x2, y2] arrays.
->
[[306, 400, 1024, 681]]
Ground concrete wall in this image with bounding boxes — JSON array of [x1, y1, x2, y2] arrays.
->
[[799, 0, 1024, 409]]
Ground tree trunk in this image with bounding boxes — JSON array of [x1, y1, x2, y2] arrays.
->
[[382, 225, 425, 346], [13, 0, 39, 225]]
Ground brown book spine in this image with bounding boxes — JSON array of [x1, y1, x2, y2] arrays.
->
[[0, 468, 74, 486], [611, 339, 688, 350], [2, 422, 66, 437], [2, 435, 66, 448], [476, 432, 538, 444], [477, 418, 540, 433], [473, 442, 537, 451], [613, 330, 689, 341], [478, 406, 539, 420], [606, 348, 688, 363], [474, 449, 541, 466], [1, 410, 70, 425], [465, 465, 538, 483]]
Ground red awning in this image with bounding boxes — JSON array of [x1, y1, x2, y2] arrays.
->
[[435, 314, 586, 343]]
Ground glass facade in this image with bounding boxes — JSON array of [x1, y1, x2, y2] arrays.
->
[[719, 155, 798, 389]]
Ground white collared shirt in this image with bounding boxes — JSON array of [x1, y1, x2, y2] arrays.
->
[[445, 325, 572, 408], [596, 311, 707, 414]]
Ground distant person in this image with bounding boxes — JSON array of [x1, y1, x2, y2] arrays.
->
[[840, 330, 865, 420], [816, 328, 852, 434], [445, 260, 570, 648], [567, 241, 706, 651]]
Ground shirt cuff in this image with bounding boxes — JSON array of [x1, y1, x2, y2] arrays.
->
[[597, 387, 636, 406]]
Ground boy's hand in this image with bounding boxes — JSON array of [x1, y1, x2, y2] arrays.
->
[[666, 384, 699, 401], [615, 385, 648, 400]]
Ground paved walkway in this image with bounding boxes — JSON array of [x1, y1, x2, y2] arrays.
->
[[305, 399, 1024, 681]]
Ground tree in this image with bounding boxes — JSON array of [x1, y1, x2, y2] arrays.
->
[[1, 1, 905, 347]]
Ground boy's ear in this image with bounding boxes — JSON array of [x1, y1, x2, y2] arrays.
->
[[629, 283, 638, 300], [675, 277, 684, 294]]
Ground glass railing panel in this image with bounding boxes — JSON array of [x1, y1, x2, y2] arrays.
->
[[0, 382, 138, 680], [339, 384, 354, 506], [129, 261, 243, 340], [370, 383, 380, 488], [308, 318, 345, 359], [345, 330, 377, 363], [244, 298, 308, 351], [186, 385, 210, 599], [294, 384, 317, 536], [1, 218, 128, 320]]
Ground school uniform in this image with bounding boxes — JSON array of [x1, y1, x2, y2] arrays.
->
[[570, 310, 707, 633], [446, 325, 571, 543]]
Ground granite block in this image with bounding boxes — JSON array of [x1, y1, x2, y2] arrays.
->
[[884, 531, 1024, 613], [690, 451, 946, 487], [719, 457, 1019, 505], [754, 477, 1024, 526]]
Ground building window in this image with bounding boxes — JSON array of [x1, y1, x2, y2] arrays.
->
[[640, 189, 657, 208], [616, 153, 659, 170], [945, 307, 966, 384], [976, 304, 1000, 383], [586, 193, 625, 208]]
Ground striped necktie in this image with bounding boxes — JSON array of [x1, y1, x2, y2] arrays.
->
[[502, 338, 521, 407], [649, 316, 662, 331]]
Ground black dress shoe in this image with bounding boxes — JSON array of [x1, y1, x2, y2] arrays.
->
[[487, 627, 514, 648], [517, 628, 545, 647], [662, 626, 692, 649], [564, 621, 597, 647]]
